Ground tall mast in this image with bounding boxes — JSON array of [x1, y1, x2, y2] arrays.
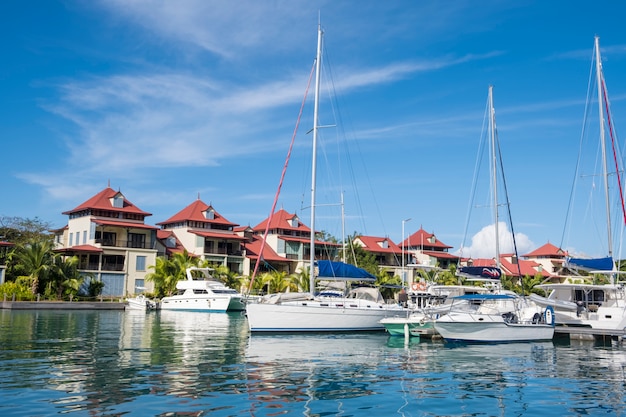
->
[[309, 23, 323, 294], [595, 36, 613, 258], [489, 85, 501, 266]]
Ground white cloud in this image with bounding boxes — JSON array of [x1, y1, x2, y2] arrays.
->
[[456, 222, 534, 259]]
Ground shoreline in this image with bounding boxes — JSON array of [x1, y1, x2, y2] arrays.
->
[[1, 301, 126, 310]]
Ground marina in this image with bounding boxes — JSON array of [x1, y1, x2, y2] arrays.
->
[[1, 308, 625, 416]]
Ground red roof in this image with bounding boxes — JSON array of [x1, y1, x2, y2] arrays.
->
[[55, 244, 103, 253], [402, 227, 452, 250], [0, 241, 14, 247], [93, 219, 158, 230], [253, 209, 311, 233], [63, 187, 151, 216], [423, 250, 459, 260], [522, 242, 568, 258], [245, 236, 289, 262], [357, 235, 401, 254], [156, 230, 186, 255], [190, 230, 248, 241], [280, 235, 340, 246], [157, 199, 237, 227]]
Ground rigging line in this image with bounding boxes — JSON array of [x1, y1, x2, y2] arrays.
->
[[495, 126, 523, 290], [601, 76, 626, 225], [322, 42, 369, 237], [560, 47, 596, 251], [458, 94, 490, 260], [246, 61, 316, 294]]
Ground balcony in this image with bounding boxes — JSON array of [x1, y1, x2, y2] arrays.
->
[[78, 262, 124, 272], [95, 239, 151, 249]]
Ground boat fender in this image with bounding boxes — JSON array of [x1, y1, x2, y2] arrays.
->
[[412, 282, 427, 292], [544, 306, 555, 326]]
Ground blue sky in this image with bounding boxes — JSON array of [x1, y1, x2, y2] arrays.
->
[[3, 0, 626, 260]]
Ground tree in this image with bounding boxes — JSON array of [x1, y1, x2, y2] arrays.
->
[[375, 269, 402, 300], [0, 216, 53, 247], [341, 233, 379, 276], [47, 255, 84, 299], [211, 264, 244, 292], [290, 267, 310, 292], [145, 250, 199, 297], [9, 240, 55, 295], [260, 270, 295, 294]]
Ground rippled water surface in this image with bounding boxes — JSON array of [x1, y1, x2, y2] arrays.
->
[[1, 309, 625, 416]]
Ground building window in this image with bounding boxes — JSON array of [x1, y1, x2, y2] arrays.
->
[[136, 256, 146, 271], [95, 231, 116, 246], [128, 233, 145, 249], [83, 230, 87, 245], [69, 233, 73, 246]]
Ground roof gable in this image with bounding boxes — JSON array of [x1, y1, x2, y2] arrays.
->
[[157, 199, 237, 227], [62, 187, 151, 216], [402, 227, 452, 250], [356, 235, 401, 254], [522, 242, 567, 258], [252, 209, 311, 233]]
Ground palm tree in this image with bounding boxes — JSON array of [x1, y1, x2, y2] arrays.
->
[[212, 264, 243, 292], [49, 255, 84, 300], [290, 267, 310, 292], [260, 270, 295, 294], [10, 239, 55, 296], [375, 269, 401, 300], [146, 250, 200, 297]]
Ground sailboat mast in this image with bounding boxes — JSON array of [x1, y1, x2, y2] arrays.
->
[[595, 36, 613, 258], [309, 24, 323, 294], [489, 85, 501, 266]]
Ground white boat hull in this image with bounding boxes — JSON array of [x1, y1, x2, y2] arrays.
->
[[530, 290, 626, 334], [434, 319, 555, 343], [125, 295, 158, 311], [160, 295, 244, 312], [379, 313, 437, 337], [247, 300, 405, 332]]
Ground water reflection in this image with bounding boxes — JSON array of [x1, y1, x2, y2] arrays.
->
[[0, 310, 625, 416]]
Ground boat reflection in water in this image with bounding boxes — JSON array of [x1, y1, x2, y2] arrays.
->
[[246, 333, 389, 413]]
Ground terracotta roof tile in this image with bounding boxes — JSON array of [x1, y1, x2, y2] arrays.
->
[[157, 199, 237, 227], [522, 242, 568, 258], [252, 209, 311, 233], [402, 227, 452, 250], [357, 235, 401, 254], [63, 187, 151, 216]]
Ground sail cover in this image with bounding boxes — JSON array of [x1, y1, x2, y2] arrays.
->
[[565, 256, 614, 272], [316, 260, 376, 282], [457, 266, 502, 280]]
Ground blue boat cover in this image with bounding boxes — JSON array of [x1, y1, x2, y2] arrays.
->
[[316, 260, 376, 282], [458, 266, 502, 280], [566, 256, 614, 272], [453, 294, 516, 300]]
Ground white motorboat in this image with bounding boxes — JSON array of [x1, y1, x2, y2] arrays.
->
[[160, 267, 246, 312], [434, 294, 555, 343], [380, 284, 491, 338], [125, 294, 158, 311], [530, 282, 626, 337]]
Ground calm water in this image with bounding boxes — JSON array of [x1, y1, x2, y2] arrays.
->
[[0, 310, 625, 416]]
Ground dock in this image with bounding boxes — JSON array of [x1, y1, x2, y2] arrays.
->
[[554, 325, 626, 342], [1, 301, 126, 310]]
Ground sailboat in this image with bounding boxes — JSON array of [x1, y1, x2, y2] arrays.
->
[[246, 24, 405, 332], [434, 86, 555, 343], [529, 37, 626, 339]]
